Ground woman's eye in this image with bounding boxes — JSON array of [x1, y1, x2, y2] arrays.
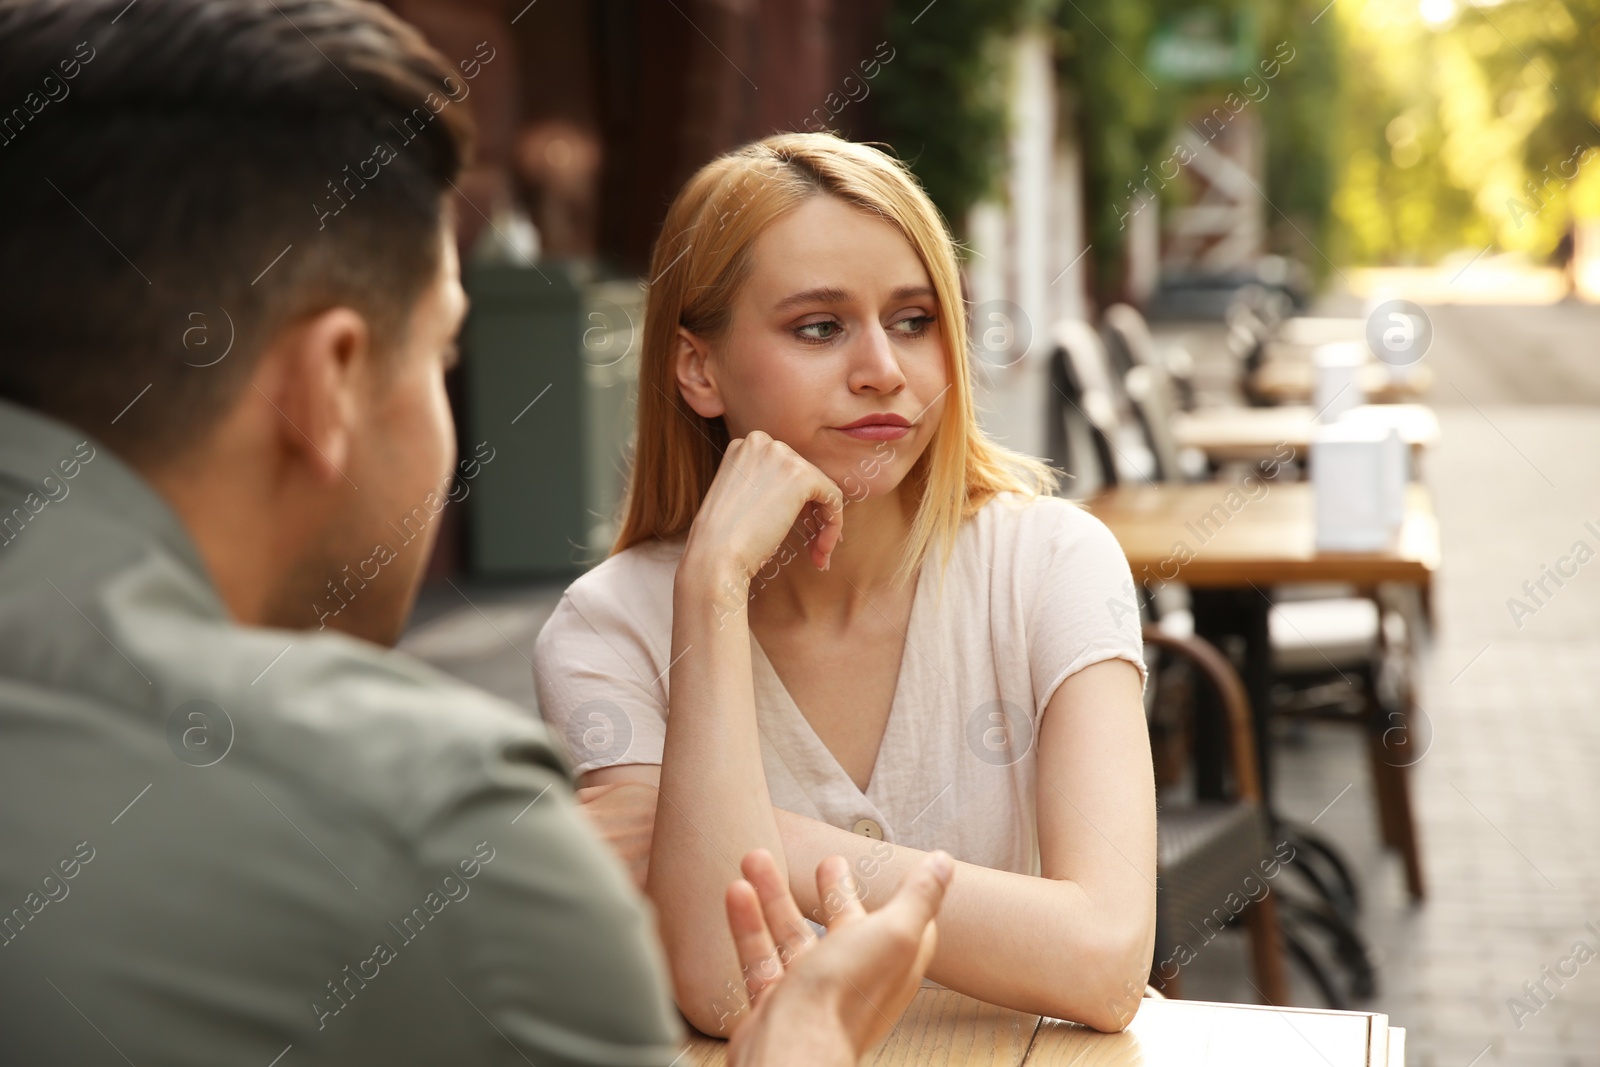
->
[[795, 320, 841, 343], [891, 315, 934, 336]]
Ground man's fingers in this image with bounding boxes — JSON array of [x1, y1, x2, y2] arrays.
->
[[877, 850, 954, 934], [913, 919, 939, 977], [741, 849, 817, 966], [725, 879, 785, 1002], [833, 854, 951, 1045], [814, 854, 867, 927]]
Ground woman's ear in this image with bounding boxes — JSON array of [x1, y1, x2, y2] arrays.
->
[[674, 327, 726, 419]]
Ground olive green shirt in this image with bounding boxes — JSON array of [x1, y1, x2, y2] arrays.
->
[[0, 398, 682, 1066]]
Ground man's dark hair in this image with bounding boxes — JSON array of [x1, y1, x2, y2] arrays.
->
[[0, 0, 474, 463]]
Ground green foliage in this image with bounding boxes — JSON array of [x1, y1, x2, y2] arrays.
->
[[1331, 0, 1600, 264], [876, 0, 1600, 279], [872, 0, 1045, 234], [1056, 0, 1343, 292], [1257, 2, 1343, 278], [876, 0, 1345, 287], [1052, 0, 1173, 296]]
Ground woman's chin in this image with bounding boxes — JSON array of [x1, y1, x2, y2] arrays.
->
[[825, 468, 908, 506]]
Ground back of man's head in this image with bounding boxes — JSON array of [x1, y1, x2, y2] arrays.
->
[[0, 0, 473, 467]]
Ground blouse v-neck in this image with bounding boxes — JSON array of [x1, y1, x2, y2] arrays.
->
[[747, 558, 931, 803]]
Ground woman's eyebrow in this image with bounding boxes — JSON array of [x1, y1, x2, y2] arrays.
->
[[773, 286, 850, 312], [772, 284, 936, 313], [888, 285, 937, 305]]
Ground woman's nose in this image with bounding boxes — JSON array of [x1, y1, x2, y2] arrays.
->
[[848, 323, 907, 393]]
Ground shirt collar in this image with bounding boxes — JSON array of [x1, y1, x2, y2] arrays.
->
[[0, 394, 217, 597]]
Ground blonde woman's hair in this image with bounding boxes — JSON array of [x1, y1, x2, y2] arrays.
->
[[611, 132, 1059, 592]]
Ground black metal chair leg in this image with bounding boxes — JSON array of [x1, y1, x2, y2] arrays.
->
[[1280, 896, 1378, 1000], [1279, 820, 1363, 919], [1280, 920, 1350, 1010]]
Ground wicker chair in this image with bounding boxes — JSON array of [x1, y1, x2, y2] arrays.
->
[[1144, 625, 1288, 1005], [1107, 307, 1426, 905]]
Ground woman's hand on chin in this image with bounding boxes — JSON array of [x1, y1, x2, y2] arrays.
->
[[682, 430, 845, 583]]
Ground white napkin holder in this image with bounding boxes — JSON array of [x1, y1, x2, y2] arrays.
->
[[1312, 422, 1408, 551], [1313, 342, 1367, 422]]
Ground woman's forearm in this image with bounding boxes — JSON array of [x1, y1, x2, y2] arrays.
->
[[650, 553, 787, 1036], [774, 809, 1151, 1031]]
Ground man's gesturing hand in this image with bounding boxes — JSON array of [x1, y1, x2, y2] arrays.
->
[[723, 848, 953, 1066]]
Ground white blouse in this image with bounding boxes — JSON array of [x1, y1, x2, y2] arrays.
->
[[532, 491, 1146, 876]]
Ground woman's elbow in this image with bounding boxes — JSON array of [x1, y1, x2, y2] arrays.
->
[[647, 891, 747, 1036], [1026, 974, 1140, 1033], [1072, 920, 1155, 1032], [1070, 967, 1147, 1033], [673, 964, 751, 1038], [1079, 997, 1142, 1034]]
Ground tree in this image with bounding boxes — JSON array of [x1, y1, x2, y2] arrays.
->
[[1329, 0, 1600, 263]]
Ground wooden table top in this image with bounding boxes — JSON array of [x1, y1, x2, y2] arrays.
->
[[1172, 404, 1441, 465], [1080, 482, 1440, 588], [1273, 317, 1366, 347], [678, 989, 1404, 1066], [1249, 357, 1434, 405]]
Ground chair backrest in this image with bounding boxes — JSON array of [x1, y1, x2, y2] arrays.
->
[[1047, 320, 1124, 495], [1104, 301, 1198, 411], [1055, 317, 1120, 399], [1223, 295, 1274, 378], [1142, 626, 1263, 805], [1103, 303, 1158, 373], [1123, 363, 1187, 484], [1103, 303, 1191, 482]]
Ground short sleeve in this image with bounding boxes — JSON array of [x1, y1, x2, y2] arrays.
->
[[533, 574, 671, 778], [1023, 498, 1148, 718]]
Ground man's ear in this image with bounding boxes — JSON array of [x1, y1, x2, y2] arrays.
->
[[261, 307, 370, 487], [674, 327, 726, 420]]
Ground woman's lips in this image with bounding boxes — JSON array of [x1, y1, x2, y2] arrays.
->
[[834, 424, 912, 441]]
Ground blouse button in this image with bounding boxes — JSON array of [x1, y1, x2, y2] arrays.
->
[[851, 818, 884, 840]]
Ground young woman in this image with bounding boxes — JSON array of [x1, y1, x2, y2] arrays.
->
[[533, 132, 1155, 1036]]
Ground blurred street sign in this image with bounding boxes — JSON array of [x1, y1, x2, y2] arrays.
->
[[1147, 10, 1254, 83]]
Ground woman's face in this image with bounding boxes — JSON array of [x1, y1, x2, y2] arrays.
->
[[687, 194, 951, 504]]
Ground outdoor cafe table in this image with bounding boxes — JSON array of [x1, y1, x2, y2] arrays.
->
[[677, 987, 1405, 1065], [1171, 404, 1440, 470], [1079, 481, 1439, 801], [1248, 357, 1434, 406], [1082, 482, 1439, 588], [1272, 316, 1366, 347]]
